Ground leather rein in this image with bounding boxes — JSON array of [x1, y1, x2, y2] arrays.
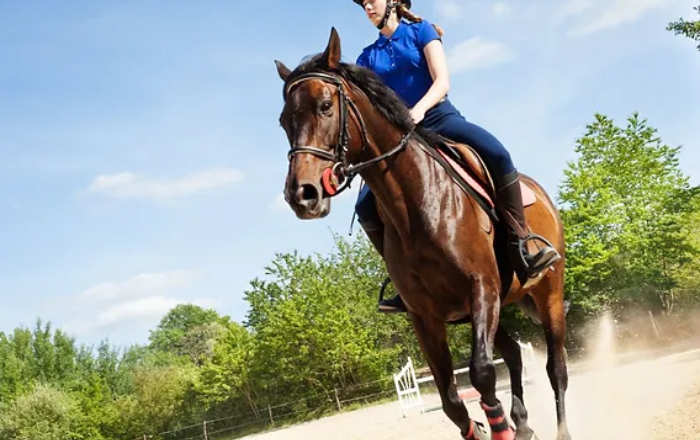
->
[[283, 71, 414, 196]]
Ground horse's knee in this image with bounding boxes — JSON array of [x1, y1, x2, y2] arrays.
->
[[470, 355, 496, 392]]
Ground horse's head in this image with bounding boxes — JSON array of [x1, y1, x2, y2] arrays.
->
[[275, 28, 361, 220]]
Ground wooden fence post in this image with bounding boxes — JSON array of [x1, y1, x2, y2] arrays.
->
[[203, 421, 208, 440], [334, 388, 341, 411]]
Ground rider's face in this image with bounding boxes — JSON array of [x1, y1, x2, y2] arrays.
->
[[362, 0, 388, 27]]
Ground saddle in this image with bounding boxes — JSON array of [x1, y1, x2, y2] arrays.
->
[[417, 136, 537, 218]]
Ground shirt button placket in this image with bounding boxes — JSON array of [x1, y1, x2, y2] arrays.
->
[[389, 41, 395, 67]]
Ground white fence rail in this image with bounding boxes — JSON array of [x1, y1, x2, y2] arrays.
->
[[394, 341, 537, 417]]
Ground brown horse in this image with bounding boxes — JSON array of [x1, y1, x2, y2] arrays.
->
[[274, 28, 572, 440]]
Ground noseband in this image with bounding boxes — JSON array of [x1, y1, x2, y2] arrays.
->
[[283, 71, 414, 196]]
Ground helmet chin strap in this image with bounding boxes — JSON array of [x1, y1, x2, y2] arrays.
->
[[376, 1, 398, 30]]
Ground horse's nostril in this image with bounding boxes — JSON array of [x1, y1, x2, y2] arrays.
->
[[295, 184, 320, 208]]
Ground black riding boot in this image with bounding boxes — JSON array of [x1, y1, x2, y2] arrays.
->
[[359, 220, 406, 314], [495, 170, 561, 279]]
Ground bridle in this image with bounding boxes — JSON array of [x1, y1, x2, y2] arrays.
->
[[283, 71, 414, 197]]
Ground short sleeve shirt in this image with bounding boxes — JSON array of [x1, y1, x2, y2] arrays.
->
[[356, 19, 441, 109]]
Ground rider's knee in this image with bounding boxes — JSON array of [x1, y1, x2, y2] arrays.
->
[[355, 186, 380, 227]]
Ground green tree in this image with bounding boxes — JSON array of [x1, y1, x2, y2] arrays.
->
[[194, 318, 258, 421], [668, 187, 700, 310], [557, 112, 697, 317], [0, 383, 84, 440], [148, 304, 221, 358], [667, 2, 700, 50], [242, 234, 419, 409], [102, 364, 197, 439]]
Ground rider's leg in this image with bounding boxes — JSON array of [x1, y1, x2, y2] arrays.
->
[[420, 100, 560, 278], [356, 185, 384, 251], [355, 184, 406, 313]]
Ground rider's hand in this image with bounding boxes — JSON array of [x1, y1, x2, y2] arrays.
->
[[409, 107, 426, 125]]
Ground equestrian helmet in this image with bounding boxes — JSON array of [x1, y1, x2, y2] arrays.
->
[[352, 0, 412, 10]]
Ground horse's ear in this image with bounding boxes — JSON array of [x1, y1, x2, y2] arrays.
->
[[322, 27, 342, 70], [275, 60, 291, 81]]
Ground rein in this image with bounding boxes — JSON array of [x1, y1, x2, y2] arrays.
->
[[283, 71, 414, 196]]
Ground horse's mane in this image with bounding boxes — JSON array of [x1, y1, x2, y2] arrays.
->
[[284, 53, 445, 148]]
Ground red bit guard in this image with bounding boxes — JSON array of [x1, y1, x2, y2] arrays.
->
[[322, 166, 346, 196]]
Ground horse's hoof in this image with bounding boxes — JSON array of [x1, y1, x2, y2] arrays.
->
[[466, 421, 490, 440], [515, 427, 538, 440]]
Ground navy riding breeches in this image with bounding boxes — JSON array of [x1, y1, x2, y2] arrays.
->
[[354, 99, 515, 228]]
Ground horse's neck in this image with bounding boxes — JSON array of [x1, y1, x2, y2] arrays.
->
[[356, 120, 431, 243]]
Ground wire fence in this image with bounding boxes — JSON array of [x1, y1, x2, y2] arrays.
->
[[133, 376, 399, 440]]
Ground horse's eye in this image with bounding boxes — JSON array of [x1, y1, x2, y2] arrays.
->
[[320, 100, 333, 114]]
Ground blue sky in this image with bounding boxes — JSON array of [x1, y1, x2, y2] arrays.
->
[[1, 0, 699, 347]]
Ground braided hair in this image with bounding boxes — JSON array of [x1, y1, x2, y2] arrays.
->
[[396, 2, 444, 37]]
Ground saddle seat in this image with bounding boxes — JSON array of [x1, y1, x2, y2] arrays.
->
[[433, 138, 537, 209]]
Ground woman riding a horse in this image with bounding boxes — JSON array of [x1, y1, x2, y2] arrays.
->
[[351, 0, 561, 313]]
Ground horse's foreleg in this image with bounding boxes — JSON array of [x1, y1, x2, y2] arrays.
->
[[533, 285, 572, 440], [495, 324, 536, 440], [410, 313, 486, 439], [469, 276, 515, 440]]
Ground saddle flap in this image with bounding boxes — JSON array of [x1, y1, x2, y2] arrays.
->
[[436, 144, 537, 209]]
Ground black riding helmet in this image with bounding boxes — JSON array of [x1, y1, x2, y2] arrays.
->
[[352, 0, 412, 9], [352, 0, 411, 29]]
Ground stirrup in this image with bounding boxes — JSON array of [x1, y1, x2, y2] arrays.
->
[[516, 233, 561, 277], [378, 277, 392, 302], [378, 278, 406, 313]]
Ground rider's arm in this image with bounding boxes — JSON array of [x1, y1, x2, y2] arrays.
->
[[412, 21, 450, 114]]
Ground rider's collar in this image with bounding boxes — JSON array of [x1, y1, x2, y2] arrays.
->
[[377, 20, 405, 47]]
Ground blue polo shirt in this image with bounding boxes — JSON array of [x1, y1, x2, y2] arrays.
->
[[356, 19, 441, 109]]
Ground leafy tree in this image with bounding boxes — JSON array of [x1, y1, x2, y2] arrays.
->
[[0, 383, 84, 440], [667, 187, 700, 310], [148, 304, 221, 358], [558, 112, 697, 317], [194, 318, 258, 419], [242, 234, 420, 407], [667, 2, 700, 50], [102, 364, 197, 439]]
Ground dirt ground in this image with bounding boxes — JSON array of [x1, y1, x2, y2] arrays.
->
[[243, 345, 700, 440]]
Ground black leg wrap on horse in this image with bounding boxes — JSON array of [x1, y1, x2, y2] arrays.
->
[[481, 401, 515, 439]]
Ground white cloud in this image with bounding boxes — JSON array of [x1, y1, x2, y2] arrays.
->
[[64, 271, 218, 336], [77, 270, 202, 303], [94, 296, 217, 327], [563, 0, 668, 38], [64, 296, 219, 335], [82, 167, 243, 202], [437, 1, 464, 21], [446, 37, 515, 73], [493, 2, 511, 14]]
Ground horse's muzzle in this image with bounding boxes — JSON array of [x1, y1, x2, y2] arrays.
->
[[287, 181, 330, 219]]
